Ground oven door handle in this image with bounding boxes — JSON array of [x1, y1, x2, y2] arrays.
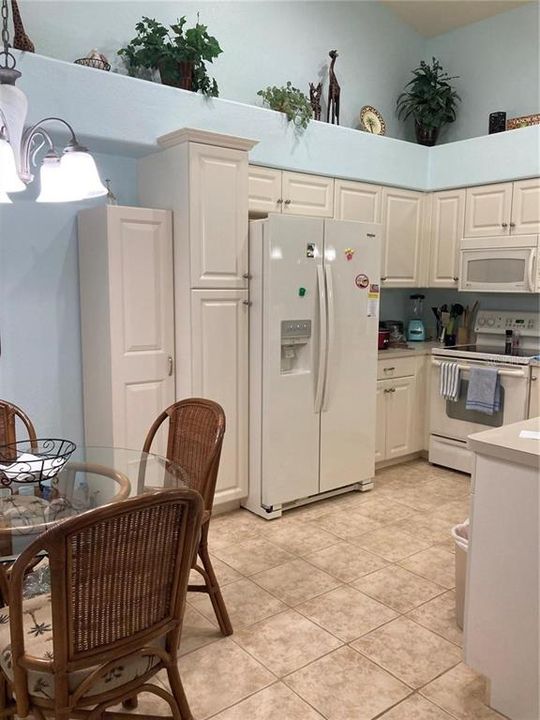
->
[[527, 248, 536, 292], [431, 359, 527, 378]]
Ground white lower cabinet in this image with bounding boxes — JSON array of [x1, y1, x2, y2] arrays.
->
[[191, 290, 249, 505], [376, 356, 426, 464]]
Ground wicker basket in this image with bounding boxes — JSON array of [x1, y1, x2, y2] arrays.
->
[[74, 57, 111, 72]]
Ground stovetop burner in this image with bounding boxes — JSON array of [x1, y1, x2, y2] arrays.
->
[[445, 345, 536, 359]]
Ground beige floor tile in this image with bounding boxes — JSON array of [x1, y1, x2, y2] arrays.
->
[[296, 585, 397, 642], [179, 604, 221, 656], [380, 485, 456, 513], [353, 525, 433, 562], [211, 681, 325, 719], [349, 496, 414, 524], [433, 497, 471, 524], [213, 537, 294, 576], [208, 510, 265, 551], [108, 690, 176, 716], [253, 558, 341, 606], [234, 609, 342, 676], [308, 509, 384, 540], [420, 663, 507, 719], [179, 638, 275, 719], [392, 511, 455, 544], [260, 520, 339, 555], [303, 541, 387, 582], [353, 566, 446, 613], [190, 577, 286, 628], [352, 616, 462, 689], [189, 555, 243, 588], [407, 590, 463, 647], [399, 546, 456, 589], [285, 646, 410, 720], [379, 693, 456, 718], [424, 473, 471, 498]]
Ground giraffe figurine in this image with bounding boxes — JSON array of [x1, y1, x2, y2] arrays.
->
[[11, 0, 35, 53], [326, 50, 340, 125]]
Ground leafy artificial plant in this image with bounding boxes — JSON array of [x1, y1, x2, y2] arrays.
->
[[258, 82, 313, 129], [118, 16, 222, 96], [396, 57, 461, 130]]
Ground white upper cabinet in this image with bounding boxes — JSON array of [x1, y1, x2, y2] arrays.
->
[[511, 178, 540, 235], [464, 182, 513, 237], [334, 179, 382, 223], [190, 143, 249, 288], [381, 187, 426, 287], [427, 189, 466, 288], [248, 166, 282, 215], [282, 171, 334, 217]]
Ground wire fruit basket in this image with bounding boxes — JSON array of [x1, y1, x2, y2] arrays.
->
[[0, 439, 76, 487]]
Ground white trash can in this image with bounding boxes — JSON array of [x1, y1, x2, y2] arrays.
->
[[451, 520, 469, 630]]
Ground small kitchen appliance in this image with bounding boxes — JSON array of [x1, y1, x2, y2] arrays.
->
[[407, 294, 426, 342], [378, 326, 390, 350], [380, 320, 405, 346]]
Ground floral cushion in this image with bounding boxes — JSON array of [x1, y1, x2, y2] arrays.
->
[[0, 595, 164, 700], [0, 495, 77, 532]]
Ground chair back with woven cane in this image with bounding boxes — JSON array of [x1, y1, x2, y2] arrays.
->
[[0, 399, 37, 455], [2, 489, 203, 719], [142, 399, 226, 514]]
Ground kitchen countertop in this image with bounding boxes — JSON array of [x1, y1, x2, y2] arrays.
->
[[468, 417, 540, 470], [378, 341, 441, 359]]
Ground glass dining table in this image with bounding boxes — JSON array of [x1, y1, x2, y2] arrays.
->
[[0, 445, 189, 599]]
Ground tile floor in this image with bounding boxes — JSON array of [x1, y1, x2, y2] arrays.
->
[[122, 459, 507, 719]]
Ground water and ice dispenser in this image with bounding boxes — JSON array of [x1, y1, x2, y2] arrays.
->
[[280, 320, 312, 374]]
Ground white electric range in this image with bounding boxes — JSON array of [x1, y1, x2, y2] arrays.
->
[[429, 310, 540, 473]]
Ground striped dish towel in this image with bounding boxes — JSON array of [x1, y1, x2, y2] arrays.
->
[[439, 361, 460, 402]]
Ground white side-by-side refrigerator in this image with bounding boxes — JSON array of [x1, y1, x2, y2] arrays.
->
[[244, 214, 381, 519]]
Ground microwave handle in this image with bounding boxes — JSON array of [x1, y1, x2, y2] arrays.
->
[[528, 248, 536, 292]]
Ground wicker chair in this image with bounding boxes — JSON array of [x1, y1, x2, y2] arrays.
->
[[141, 399, 232, 636], [0, 489, 203, 720], [0, 400, 37, 452]]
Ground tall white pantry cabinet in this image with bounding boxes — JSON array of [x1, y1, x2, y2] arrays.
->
[[138, 129, 257, 508]]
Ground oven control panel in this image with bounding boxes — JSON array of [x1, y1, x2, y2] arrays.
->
[[475, 311, 539, 335]]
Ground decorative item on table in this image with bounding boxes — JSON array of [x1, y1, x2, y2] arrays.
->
[[506, 113, 540, 130], [309, 81, 322, 120], [10, 0, 34, 52], [396, 57, 460, 146], [105, 178, 117, 205], [118, 15, 222, 96], [258, 82, 312, 130], [489, 111, 506, 134], [0, 439, 76, 487], [0, 0, 107, 203], [327, 50, 340, 125], [74, 49, 111, 72], [407, 293, 426, 342], [359, 105, 386, 135]]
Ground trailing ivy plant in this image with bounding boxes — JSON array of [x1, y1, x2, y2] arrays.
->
[[118, 16, 222, 96], [258, 82, 313, 129]]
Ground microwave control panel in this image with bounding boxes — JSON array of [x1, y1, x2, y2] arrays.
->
[[475, 310, 539, 335]]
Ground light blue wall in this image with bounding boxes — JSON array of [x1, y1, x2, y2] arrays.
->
[[19, 0, 425, 139], [0, 153, 138, 441], [427, 3, 540, 143]]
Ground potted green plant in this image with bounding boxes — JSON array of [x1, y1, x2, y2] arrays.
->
[[396, 58, 461, 146], [118, 16, 222, 96], [258, 82, 313, 130]]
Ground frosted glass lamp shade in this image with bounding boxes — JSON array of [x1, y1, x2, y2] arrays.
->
[[37, 156, 77, 203], [0, 191, 12, 203], [61, 149, 107, 199], [0, 137, 25, 192]]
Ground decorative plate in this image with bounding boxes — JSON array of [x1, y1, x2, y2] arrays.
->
[[359, 106, 386, 135]]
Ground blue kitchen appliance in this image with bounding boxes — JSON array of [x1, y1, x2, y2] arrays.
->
[[407, 294, 426, 342]]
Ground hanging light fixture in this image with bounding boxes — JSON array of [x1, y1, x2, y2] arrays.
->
[[0, 0, 106, 202]]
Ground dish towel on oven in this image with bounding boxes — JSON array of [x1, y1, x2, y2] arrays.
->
[[466, 366, 501, 415], [439, 361, 460, 402]]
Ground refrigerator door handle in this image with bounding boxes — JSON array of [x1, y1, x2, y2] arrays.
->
[[314, 264, 327, 413], [322, 264, 335, 412]]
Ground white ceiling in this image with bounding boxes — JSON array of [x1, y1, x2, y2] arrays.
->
[[381, 0, 532, 37]]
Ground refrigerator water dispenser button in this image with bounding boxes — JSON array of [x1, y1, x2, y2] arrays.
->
[[281, 320, 312, 374]]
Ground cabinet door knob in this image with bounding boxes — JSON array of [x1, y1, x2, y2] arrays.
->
[[284, 199, 291, 205], [242, 273, 252, 279], [242, 300, 252, 306], [383, 367, 395, 372], [509, 222, 516, 228], [168, 356, 174, 377], [501, 222, 508, 228], [276, 198, 283, 204], [453, 276, 459, 282], [381, 276, 388, 282]]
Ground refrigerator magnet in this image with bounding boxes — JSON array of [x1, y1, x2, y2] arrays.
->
[[355, 273, 369, 289], [345, 248, 355, 261], [306, 243, 315, 258]]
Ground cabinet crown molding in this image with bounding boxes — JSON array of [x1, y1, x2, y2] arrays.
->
[[158, 127, 258, 152]]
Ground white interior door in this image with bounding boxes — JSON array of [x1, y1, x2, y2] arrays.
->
[[319, 219, 381, 492], [107, 207, 175, 457]]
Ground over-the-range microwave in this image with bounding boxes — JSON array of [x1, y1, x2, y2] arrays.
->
[[459, 234, 539, 293]]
